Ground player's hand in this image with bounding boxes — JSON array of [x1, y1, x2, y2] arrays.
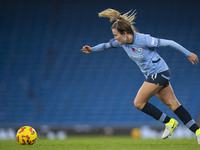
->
[[188, 53, 198, 65], [81, 45, 92, 54]]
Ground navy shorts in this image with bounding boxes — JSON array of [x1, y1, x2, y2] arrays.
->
[[146, 70, 170, 86]]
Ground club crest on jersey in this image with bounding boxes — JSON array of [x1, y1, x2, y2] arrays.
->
[[138, 48, 143, 52]]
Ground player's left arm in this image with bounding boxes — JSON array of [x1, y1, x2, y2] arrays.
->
[[159, 39, 198, 65]]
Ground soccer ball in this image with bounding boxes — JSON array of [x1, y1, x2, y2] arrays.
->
[[16, 126, 37, 145]]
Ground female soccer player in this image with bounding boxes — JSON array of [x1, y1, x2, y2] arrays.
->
[[81, 9, 200, 143]]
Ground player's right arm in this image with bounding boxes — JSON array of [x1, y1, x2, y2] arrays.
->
[[81, 45, 92, 54], [81, 39, 120, 54]]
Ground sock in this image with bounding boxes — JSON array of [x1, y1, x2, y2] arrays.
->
[[141, 102, 171, 123], [174, 105, 199, 133]]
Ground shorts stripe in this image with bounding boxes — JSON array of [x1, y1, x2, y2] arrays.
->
[[161, 74, 170, 80]]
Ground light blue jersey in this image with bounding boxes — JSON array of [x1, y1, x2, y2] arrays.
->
[[92, 32, 191, 78]]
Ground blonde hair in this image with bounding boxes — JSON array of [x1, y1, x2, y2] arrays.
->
[[98, 8, 137, 34]]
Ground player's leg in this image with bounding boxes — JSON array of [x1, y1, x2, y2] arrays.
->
[[133, 81, 171, 123], [156, 83, 200, 143], [156, 84, 179, 139], [156, 83, 180, 111]]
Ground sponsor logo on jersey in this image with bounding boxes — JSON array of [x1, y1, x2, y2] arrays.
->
[[128, 54, 144, 60]]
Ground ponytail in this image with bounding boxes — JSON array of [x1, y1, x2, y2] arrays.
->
[[98, 8, 137, 34], [98, 9, 121, 22]]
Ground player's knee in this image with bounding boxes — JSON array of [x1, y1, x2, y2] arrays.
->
[[133, 100, 144, 110]]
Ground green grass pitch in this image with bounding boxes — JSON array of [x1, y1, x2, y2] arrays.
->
[[0, 136, 199, 150]]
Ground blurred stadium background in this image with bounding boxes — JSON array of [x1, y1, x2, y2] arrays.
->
[[0, 0, 200, 139]]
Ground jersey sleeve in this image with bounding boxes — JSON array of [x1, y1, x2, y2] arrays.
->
[[143, 34, 160, 48], [135, 33, 160, 49], [159, 39, 191, 57], [92, 39, 120, 52]]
